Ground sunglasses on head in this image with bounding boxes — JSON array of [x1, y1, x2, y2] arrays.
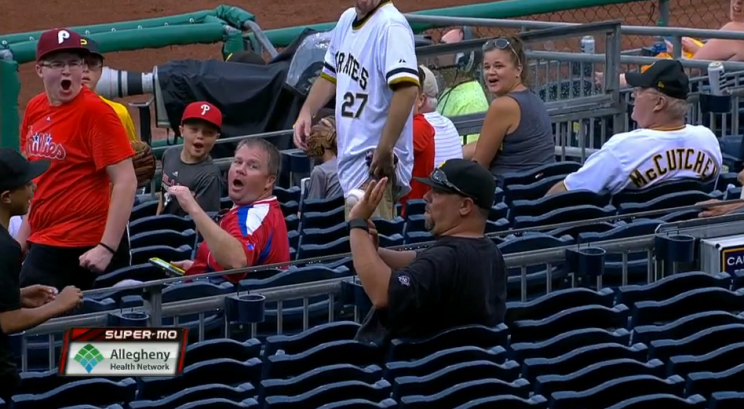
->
[[483, 37, 521, 65], [430, 168, 478, 203]]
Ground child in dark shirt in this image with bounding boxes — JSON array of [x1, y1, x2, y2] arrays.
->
[[306, 115, 343, 200], [0, 149, 82, 399], [158, 102, 224, 216]]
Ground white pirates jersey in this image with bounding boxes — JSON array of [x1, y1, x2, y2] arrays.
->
[[564, 125, 722, 194], [320, 1, 419, 196]]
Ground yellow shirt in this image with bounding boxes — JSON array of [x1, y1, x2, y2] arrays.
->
[[437, 80, 489, 145], [100, 96, 138, 142]]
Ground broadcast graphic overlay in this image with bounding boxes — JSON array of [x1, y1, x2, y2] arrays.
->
[[60, 328, 188, 377]]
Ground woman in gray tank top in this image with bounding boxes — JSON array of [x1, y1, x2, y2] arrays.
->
[[466, 35, 555, 178]]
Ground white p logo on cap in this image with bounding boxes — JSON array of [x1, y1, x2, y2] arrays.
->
[[200, 104, 210, 116], [57, 30, 70, 44]]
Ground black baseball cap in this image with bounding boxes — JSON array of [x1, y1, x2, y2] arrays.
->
[[81, 37, 104, 60], [625, 59, 689, 100], [0, 149, 50, 192], [413, 159, 496, 210]]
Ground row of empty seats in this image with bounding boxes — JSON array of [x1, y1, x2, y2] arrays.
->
[[9, 271, 744, 408]]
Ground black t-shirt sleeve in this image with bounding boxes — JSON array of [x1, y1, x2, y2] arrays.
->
[[0, 242, 22, 313], [385, 246, 454, 327]]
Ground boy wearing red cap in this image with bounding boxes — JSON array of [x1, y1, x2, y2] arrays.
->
[[157, 102, 223, 216], [16, 28, 137, 291]]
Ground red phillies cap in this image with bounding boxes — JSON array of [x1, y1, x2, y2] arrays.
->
[[36, 28, 89, 62], [181, 102, 222, 130]]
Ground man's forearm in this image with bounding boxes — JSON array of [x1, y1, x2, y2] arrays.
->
[[378, 85, 418, 152], [0, 303, 66, 334], [378, 248, 417, 270], [300, 77, 336, 117], [190, 208, 247, 269], [351, 229, 391, 307], [545, 180, 568, 197], [102, 181, 136, 249], [462, 142, 477, 160]]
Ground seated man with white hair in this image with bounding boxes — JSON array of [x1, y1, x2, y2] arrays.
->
[[546, 60, 722, 196], [418, 65, 463, 168]]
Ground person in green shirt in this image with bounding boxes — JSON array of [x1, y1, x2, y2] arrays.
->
[[435, 28, 490, 145]]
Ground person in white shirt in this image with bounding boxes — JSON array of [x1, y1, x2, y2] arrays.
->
[[418, 65, 464, 168], [292, 0, 420, 220], [547, 60, 722, 196]]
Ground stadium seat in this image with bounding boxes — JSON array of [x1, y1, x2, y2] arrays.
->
[[260, 364, 382, 401], [509, 190, 610, 220], [301, 207, 345, 231], [137, 358, 262, 400], [611, 178, 716, 207], [501, 162, 582, 187], [130, 229, 197, 249], [129, 215, 195, 236], [12, 378, 137, 409], [130, 200, 159, 222], [503, 175, 567, 205], [301, 195, 344, 214], [128, 383, 256, 409], [131, 245, 193, 265]]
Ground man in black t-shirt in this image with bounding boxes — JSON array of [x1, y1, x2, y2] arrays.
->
[[0, 150, 83, 399], [348, 159, 507, 344]]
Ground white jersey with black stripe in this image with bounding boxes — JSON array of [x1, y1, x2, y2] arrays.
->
[[320, 1, 419, 196]]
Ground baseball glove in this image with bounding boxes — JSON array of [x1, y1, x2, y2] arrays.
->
[[131, 140, 156, 187], [306, 116, 337, 158]]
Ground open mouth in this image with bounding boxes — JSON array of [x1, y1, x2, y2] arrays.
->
[[60, 80, 72, 91], [487, 78, 500, 87], [193, 141, 204, 150], [232, 179, 244, 189]]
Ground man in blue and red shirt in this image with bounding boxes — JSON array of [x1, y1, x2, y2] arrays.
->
[[169, 138, 290, 283]]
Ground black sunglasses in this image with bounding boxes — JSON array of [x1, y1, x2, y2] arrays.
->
[[430, 168, 478, 203], [483, 37, 520, 65]]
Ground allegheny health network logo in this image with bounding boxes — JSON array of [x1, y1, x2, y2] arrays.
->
[[74, 344, 105, 373]]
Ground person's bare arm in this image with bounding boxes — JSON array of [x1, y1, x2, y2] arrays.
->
[[472, 97, 520, 167], [462, 142, 477, 160], [300, 77, 336, 118], [692, 38, 737, 61], [378, 84, 419, 153], [0, 302, 67, 334], [351, 229, 392, 309], [102, 159, 137, 249], [546, 180, 568, 196], [379, 248, 417, 270]]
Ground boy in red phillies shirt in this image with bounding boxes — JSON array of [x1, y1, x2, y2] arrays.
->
[[17, 28, 137, 291]]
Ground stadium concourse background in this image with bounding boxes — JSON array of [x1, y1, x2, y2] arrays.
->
[[0, 0, 731, 141]]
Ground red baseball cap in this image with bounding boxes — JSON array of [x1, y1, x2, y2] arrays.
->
[[36, 28, 89, 62], [181, 102, 222, 130]]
